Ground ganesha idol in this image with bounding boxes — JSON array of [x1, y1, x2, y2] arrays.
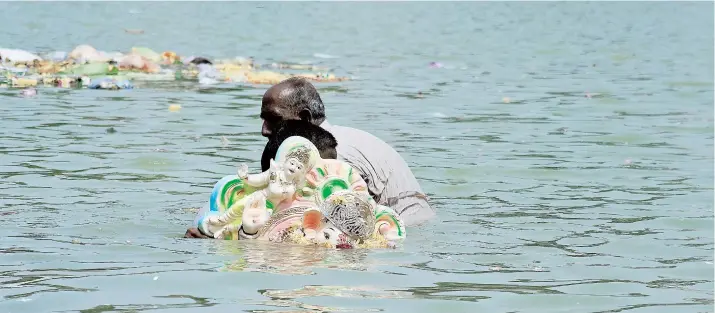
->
[[196, 136, 406, 249]]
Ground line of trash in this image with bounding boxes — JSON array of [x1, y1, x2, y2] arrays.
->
[[1, 45, 349, 91]]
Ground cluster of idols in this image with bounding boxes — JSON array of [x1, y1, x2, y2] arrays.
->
[[0, 45, 349, 89], [196, 136, 406, 249]]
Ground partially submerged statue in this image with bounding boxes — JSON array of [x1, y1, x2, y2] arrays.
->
[[196, 136, 406, 249], [200, 136, 319, 238]]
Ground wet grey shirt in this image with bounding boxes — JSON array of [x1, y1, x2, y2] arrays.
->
[[320, 120, 435, 226]]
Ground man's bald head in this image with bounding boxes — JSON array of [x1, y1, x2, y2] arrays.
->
[[260, 77, 326, 137]]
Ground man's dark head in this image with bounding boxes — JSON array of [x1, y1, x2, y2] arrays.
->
[[260, 77, 326, 137], [261, 120, 337, 172]]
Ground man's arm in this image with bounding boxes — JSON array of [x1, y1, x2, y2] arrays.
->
[[356, 162, 435, 226], [378, 149, 436, 226], [337, 142, 434, 226], [185, 227, 210, 238], [385, 191, 435, 227]]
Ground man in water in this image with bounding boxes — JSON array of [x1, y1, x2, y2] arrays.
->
[[184, 77, 434, 238]]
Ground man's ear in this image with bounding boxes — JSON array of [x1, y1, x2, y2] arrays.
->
[[298, 109, 313, 123]]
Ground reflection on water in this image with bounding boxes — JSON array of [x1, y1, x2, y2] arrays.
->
[[217, 242, 375, 275], [77, 295, 215, 313], [1, 1, 713, 313]]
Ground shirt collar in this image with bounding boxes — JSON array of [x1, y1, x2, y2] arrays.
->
[[320, 120, 333, 130]]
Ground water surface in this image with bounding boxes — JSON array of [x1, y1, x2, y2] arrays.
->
[[1, 2, 713, 313]]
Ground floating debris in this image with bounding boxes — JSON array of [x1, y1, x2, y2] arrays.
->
[[20, 87, 37, 97], [88, 77, 133, 90], [124, 28, 145, 34], [186, 56, 212, 65], [0, 48, 42, 62], [267, 62, 327, 71], [220, 136, 230, 147], [548, 127, 568, 135], [168, 104, 182, 112], [11, 77, 38, 88], [313, 53, 338, 59], [0, 44, 350, 91]]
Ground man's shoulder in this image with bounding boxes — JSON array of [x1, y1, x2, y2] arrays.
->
[[326, 123, 411, 168], [332, 124, 378, 138], [328, 123, 392, 150]]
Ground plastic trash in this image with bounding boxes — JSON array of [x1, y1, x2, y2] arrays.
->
[[1, 64, 28, 77], [197, 63, 222, 85], [174, 68, 185, 80], [124, 29, 145, 34], [20, 87, 37, 97], [52, 76, 80, 88], [123, 69, 174, 81], [45, 51, 68, 62], [2, 45, 351, 86], [131, 47, 161, 63], [234, 56, 253, 65], [187, 57, 212, 65], [245, 71, 290, 85], [67, 62, 113, 76], [68, 45, 111, 63], [102, 51, 125, 63], [69, 44, 97, 59], [119, 54, 144, 69], [214, 57, 252, 68], [119, 54, 160, 73], [88, 77, 133, 90], [11, 77, 38, 88], [313, 53, 338, 59], [0, 48, 42, 62], [161, 51, 181, 65]]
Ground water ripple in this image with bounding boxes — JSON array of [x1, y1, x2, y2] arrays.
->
[[1, 1, 713, 313]]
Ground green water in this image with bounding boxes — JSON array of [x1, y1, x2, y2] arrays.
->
[[1, 2, 713, 313]]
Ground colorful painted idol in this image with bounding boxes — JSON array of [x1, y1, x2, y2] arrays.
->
[[195, 136, 406, 248], [198, 136, 320, 239], [264, 190, 406, 249]]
